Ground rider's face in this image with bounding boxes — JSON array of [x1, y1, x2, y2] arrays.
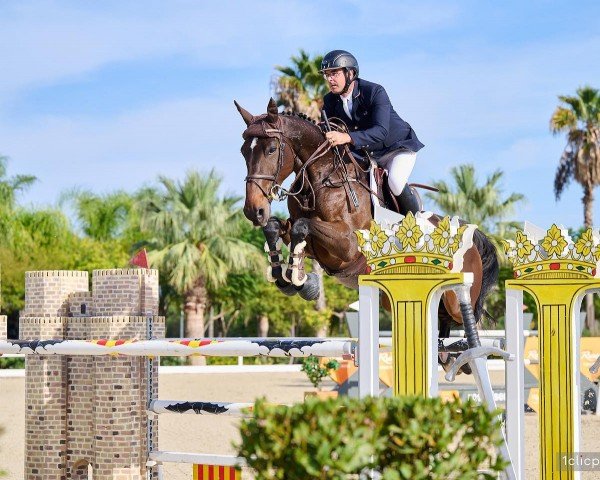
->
[[323, 69, 346, 94]]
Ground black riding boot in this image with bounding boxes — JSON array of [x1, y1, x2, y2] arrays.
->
[[396, 184, 422, 215]]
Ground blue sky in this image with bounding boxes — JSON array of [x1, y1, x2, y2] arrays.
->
[[1, 0, 599, 229]]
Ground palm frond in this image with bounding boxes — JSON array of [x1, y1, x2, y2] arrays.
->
[[427, 164, 525, 233], [550, 107, 577, 134], [552, 86, 600, 208], [554, 150, 575, 199], [139, 170, 262, 295]]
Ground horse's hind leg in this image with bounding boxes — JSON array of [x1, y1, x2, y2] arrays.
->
[[283, 218, 320, 300], [441, 245, 482, 322], [262, 217, 297, 296]]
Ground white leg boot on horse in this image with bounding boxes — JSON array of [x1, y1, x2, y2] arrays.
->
[[263, 217, 298, 296], [283, 218, 320, 301]]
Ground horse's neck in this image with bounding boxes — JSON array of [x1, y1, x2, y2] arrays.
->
[[285, 121, 324, 170]]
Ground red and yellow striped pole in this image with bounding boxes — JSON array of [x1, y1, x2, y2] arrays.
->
[[193, 464, 242, 480]]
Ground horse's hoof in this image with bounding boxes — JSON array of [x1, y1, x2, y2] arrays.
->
[[298, 272, 320, 301], [276, 280, 298, 296]]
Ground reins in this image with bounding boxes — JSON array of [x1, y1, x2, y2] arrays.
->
[[244, 117, 380, 212]]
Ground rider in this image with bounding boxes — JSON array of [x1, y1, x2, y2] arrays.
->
[[320, 49, 424, 213]]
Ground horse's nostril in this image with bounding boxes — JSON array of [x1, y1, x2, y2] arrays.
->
[[257, 208, 264, 219]]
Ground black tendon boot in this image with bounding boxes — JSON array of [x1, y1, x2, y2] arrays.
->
[[396, 184, 422, 216]]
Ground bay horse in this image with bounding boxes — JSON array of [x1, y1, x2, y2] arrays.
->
[[235, 98, 499, 336]]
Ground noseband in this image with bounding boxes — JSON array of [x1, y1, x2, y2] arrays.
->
[[243, 120, 290, 201]]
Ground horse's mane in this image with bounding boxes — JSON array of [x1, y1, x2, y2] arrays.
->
[[279, 110, 325, 138], [242, 109, 326, 142], [280, 110, 317, 124]]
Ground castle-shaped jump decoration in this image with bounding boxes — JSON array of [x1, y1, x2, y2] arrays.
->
[[355, 212, 477, 274], [503, 224, 600, 279]]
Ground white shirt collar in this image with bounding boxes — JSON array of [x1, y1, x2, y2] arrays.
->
[[341, 92, 353, 119]]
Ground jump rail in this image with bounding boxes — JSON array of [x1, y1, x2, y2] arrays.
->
[[148, 400, 255, 417], [0, 338, 354, 358]]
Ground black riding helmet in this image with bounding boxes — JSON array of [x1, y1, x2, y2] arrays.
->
[[320, 50, 359, 94]]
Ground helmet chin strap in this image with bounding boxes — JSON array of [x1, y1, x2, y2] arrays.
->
[[339, 70, 355, 95]]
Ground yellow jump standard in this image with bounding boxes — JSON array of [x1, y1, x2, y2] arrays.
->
[[505, 223, 600, 480], [356, 213, 516, 479]]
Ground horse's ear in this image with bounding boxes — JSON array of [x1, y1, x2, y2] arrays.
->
[[266, 98, 279, 123], [234, 100, 254, 126]]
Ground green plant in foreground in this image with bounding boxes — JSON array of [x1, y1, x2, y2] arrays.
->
[[301, 356, 339, 389], [238, 396, 507, 480]]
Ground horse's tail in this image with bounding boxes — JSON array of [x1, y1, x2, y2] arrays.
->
[[472, 229, 499, 322]]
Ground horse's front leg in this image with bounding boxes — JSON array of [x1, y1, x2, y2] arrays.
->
[[262, 217, 298, 297], [282, 218, 320, 300]]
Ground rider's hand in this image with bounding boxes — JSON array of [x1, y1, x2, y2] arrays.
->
[[325, 131, 352, 147]]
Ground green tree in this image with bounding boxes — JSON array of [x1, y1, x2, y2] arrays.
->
[[60, 189, 134, 241], [0, 154, 36, 242], [551, 86, 600, 227], [425, 164, 525, 248], [274, 49, 327, 120], [0, 155, 36, 209], [551, 86, 600, 334], [138, 170, 263, 350], [0, 155, 69, 252]]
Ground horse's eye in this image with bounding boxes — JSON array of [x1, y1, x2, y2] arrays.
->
[[268, 147, 277, 155]]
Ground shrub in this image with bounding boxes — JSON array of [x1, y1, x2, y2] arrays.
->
[[237, 396, 507, 479], [301, 356, 339, 390], [0, 357, 24, 369]]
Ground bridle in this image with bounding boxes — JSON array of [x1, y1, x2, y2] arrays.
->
[[243, 117, 372, 211], [243, 118, 330, 206], [243, 129, 290, 201]]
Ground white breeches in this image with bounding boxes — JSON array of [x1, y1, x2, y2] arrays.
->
[[378, 151, 417, 196]]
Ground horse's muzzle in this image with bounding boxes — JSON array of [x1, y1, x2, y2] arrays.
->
[[244, 205, 270, 227]]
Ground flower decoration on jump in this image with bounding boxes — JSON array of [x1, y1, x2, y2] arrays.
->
[[395, 212, 423, 250], [575, 229, 594, 257], [541, 224, 568, 257], [355, 212, 477, 275], [504, 223, 600, 279], [514, 231, 534, 259]]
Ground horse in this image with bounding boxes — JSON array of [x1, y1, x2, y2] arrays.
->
[[235, 98, 499, 336]]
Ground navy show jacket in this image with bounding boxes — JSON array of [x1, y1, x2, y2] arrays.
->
[[323, 78, 424, 159]]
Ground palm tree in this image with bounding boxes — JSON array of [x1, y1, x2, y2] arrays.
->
[[425, 164, 525, 250], [139, 170, 263, 348], [551, 86, 600, 333], [0, 155, 68, 251], [0, 155, 36, 241], [274, 49, 327, 120], [274, 50, 330, 335], [60, 189, 133, 241]]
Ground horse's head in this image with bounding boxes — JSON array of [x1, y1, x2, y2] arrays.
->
[[235, 98, 296, 226]]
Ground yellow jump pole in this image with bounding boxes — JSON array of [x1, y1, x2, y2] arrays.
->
[[504, 224, 600, 480]]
